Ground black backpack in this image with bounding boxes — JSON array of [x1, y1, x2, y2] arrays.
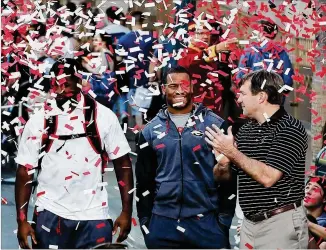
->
[[33, 94, 108, 192]]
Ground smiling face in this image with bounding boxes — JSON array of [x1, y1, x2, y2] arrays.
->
[[163, 72, 193, 111], [237, 80, 261, 118], [304, 181, 325, 209]]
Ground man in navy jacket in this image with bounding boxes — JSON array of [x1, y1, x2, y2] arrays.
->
[[135, 66, 236, 248]]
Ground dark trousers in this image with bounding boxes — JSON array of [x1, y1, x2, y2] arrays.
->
[[32, 208, 113, 249], [144, 212, 228, 249]]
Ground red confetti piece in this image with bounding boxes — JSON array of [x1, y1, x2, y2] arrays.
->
[[314, 134, 322, 141], [83, 171, 90, 176], [37, 191, 45, 197], [102, 202, 106, 206], [313, 116, 322, 124], [18, 116, 26, 124], [96, 237, 105, 244], [24, 164, 33, 170], [70, 116, 78, 120], [85, 157, 88, 162], [95, 158, 101, 167], [112, 146, 120, 155], [132, 218, 137, 226], [245, 243, 253, 249], [155, 144, 165, 149], [96, 222, 106, 229], [19, 210, 26, 221], [1, 197, 8, 205], [65, 176, 72, 180], [118, 181, 126, 187], [65, 124, 74, 131], [193, 145, 201, 152]]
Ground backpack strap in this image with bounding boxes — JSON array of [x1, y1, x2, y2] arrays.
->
[[83, 93, 109, 177], [32, 115, 58, 193], [83, 94, 102, 154]]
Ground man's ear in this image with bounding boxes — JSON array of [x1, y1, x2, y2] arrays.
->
[[161, 84, 166, 95], [259, 92, 268, 104]]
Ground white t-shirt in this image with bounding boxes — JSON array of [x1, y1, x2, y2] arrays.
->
[[15, 95, 131, 220]]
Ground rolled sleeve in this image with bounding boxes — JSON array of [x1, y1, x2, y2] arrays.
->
[[103, 112, 131, 160], [265, 126, 307, 175]]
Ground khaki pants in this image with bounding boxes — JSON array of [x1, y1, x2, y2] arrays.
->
[[240, 205, 309, 249]]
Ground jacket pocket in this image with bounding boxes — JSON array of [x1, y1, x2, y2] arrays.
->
[[154, 181, 181, 204]]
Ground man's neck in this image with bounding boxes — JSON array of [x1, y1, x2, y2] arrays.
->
[[307, 206, 324, 218], [255, 104, 280, 124], [132, 25, 142, 32], [167, 103, 193, 115]]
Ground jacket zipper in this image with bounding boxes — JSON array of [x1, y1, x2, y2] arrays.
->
[[168, 118, 184, 220]]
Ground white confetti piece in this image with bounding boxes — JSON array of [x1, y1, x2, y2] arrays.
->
[[197, 214, 204, 217], [261, 79, 266, 90], [145, 2, 155, 7], [221, 29, 230, 40], [157, 132, 166, 139], [215, 153, 225, 162], [176, 226, 185, 233], [142, 190, 150, 197], [153, 124, 162, 129], [135, 196, 139, 202], [142, 225, 150, 234], [239, 40, 249, 45], [263, 112, 270, 122], [276, 60, 284, 69], [285, 23, 291, 32], [266, 62, 274, 72], [284, 68, 291, 75], [27, 169, 35, 175], [260, 39, 268, 47], [104, 168, 114, 172], [128, 188, 136, 194], [173, 102, 184, 107], [228, 194, 236, 200], [49, 245, 58, 249], [320, 21, 326, 26], [75, 221, 80, 230], [41, 225, 50, 232], [278, 85, 294, 93], [140, 142, 149, 149]]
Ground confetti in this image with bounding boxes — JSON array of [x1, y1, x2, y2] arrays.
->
[[49, 245, 58, 249], [228, 194, 236, 200], [155, 144, 165, 149], [132, 218, 137, 226], [128, 188, 137, 194], [140, 142, 149, 149], [142, 225, 150, 234], [176, 226, 186, 233], [193, 145, 201, 152], [118, 181, 126, 187], [37, 191, 45, 197], [245, 243, 253, 249], [142, 190, 150, 197], [41, 225, 50, 233]]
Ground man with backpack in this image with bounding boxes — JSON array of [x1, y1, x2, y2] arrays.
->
[[15, 58, 133, 249]]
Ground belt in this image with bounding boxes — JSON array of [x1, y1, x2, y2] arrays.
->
[[246, 200, 302, 223]]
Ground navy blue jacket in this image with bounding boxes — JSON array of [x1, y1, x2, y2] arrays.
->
[[136, 104, 236, 227]]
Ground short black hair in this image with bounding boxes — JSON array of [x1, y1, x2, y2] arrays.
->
[[239, 69, 284, 105], [164, 66, 191, 84], [131, 11, 145, 25], [50, 58, 83, 84], [106, 6, 121, 21]]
